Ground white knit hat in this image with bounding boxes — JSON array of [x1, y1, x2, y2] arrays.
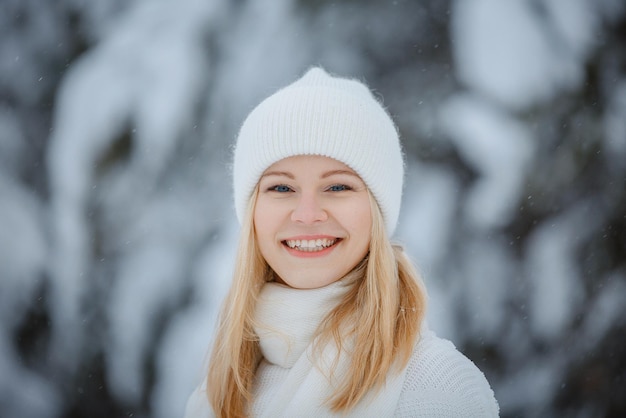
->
[[233, 67, 404, 235]]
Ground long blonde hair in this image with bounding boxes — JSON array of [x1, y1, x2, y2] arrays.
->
[[207, 188, 427, 417]]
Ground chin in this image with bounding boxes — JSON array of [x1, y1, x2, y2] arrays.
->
[[280, 275, 340, 289]]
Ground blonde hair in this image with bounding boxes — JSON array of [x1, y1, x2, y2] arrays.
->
[[207, 188, 427, 417]]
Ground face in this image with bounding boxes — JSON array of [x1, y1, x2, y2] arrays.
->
[[254, 155, 372, 289]]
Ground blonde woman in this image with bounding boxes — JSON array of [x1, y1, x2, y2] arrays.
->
[[184, 67, 499, 417]]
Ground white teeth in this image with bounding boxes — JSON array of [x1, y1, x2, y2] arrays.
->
[[285, 238, 337, 252]]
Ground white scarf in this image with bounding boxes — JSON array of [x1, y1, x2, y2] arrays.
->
[[252, 281, 408, 418]]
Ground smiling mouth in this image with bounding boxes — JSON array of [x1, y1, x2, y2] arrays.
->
[[283, 238, 339, 252]]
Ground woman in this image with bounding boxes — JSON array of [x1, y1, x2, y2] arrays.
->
[[185, 67, 499, 417]]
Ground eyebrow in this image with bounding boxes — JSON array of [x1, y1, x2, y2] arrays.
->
[[261, 170, 295, 179], [260, 169, 361, 180], [321, 170, 361, 179]]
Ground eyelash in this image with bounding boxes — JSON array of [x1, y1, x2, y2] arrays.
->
[[327, 184, 353, 192], [266, 184, 353, 193], [268, 184, 292, 193]]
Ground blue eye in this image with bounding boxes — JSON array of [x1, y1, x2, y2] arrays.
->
[[328, 184, 352, 192], [270, 184, 292, 193]]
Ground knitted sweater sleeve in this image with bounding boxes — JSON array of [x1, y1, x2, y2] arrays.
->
[[394, 330, 500, 417]]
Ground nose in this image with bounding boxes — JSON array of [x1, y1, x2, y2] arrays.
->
[[291, 192, 328, 224]]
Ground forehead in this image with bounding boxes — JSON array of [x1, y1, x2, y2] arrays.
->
[[264, 155, 356, 174]]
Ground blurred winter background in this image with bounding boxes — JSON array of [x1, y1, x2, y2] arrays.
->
[[1, 0, 625, 416]]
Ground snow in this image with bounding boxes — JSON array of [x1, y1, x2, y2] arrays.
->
[[151, 222, 238, 418], [0, 331, 61, 418], [207, 0, 314, 136], [47, 0, 216, 349], [398, 163, 458, 273], [460, 237, 515, 341], [526, 201, 599, 340], [397, 163, 459, 338], [440, 93, 534, 229], [604, 80, 626, 158], [581, 272, 626, 350], [0, 176, 46, 323], [451, 0, 592, 110], [0, 107, 26, 176]]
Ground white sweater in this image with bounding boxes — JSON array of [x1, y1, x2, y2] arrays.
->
[[184, 281, 499, 417]]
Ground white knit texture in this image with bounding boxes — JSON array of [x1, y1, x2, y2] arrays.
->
[[183, 282, 500, 418], [233, 67, 404, 235], [248, 329, 500, 418], [394, 330, 500, 417]]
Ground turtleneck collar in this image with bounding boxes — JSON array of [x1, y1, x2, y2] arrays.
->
[[253, 280, 349, 368]]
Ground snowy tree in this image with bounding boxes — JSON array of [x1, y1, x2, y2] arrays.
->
[[1, 0, 624, 416]]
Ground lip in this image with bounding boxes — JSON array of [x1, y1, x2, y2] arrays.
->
[[282, 235, 338, 241], [281, 235, 342, 258]]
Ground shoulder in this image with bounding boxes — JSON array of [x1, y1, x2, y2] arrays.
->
[[395, 327, 500, 417]]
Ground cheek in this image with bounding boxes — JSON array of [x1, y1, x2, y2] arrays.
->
[[254, 198, 283, 242], [341, 201, 372, 246], [253, 202, 269, 242], [356, 215, 373, 250], [254, 197, 272, 225]]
